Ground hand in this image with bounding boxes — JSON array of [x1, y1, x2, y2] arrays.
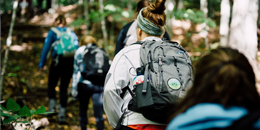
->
[[39, 67, 44, 71], [71, 88, 78, 98]]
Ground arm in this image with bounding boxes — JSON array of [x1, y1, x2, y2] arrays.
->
[[72, 32, 79, 48], [114, 28, 127, 56], [38, 30, 56, 68], [71, 48, 81, 97], [103, 52, 130, 128]]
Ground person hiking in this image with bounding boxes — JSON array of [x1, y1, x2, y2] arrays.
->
[[71, 35, 106, 130], [167, 48, 260, 130], [38, 14, 79, 124], [103, 0, 190, 129], [114, 0, 171, 56]]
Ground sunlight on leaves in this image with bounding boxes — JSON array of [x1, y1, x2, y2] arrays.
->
[[104, 4, 116, 12], [121, 11, 129, 18]]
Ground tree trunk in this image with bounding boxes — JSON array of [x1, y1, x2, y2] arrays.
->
[[127, 0, 132, 13], [84, 0, 89, 34], [200, 0, 209, 49], [0, 0, 19, 102], [228, 0, 259, 73], [99, 0, 108, 52], [165, 0, 175, 40], [219, 0, 231, 47], [177, 0, 183, 10]]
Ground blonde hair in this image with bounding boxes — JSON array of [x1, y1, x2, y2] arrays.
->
[[80, 35, 98, 46]]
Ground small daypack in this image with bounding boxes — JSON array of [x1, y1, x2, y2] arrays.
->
[[127, 40, 193, 123], [79, 44, 110, 86], [51, 27, 77, 57]]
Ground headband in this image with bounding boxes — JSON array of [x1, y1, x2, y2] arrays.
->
[[137, 8, 164, 36]]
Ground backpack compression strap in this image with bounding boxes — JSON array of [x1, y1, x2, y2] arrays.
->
[[51, 27, 61, 37]]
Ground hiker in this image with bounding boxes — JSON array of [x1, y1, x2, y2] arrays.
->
[[71, 35, 106, 130], [38, 14, 79, 124], [104, 0, 193, 129], [114, 0, 171, 56], [167, 48, 260, 130]]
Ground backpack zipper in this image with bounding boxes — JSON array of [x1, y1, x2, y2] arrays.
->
[[158, 57, 163, 91]]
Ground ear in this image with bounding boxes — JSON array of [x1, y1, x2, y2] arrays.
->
[[138, 28, 142, 37]]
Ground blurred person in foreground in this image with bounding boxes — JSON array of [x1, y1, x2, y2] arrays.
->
[[71, 36, 104, 130], [167, 47, 260, 130], [114, 0, 171, 56]]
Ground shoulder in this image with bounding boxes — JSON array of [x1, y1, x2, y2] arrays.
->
[[122, 20, 135, 31]]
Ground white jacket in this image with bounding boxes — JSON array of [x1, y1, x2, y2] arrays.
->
[[103, 37, 164, 128]]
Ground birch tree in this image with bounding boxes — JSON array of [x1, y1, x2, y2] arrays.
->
[[165, 0, 175, 40], [228, 0, 259, 73], [177, 0, 183, 10], [99, 0, 108, 52], [84, 0, 89, 34], [219, 0, 231, 47], [200, 0, 209, 49], [0, 0, 19, 101]]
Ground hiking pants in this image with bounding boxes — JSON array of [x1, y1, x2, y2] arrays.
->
[[78, 82, 104, 130], [48, 56, 74, 108]]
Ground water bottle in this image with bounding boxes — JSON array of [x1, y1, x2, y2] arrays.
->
[[133, 67, 145, 85]]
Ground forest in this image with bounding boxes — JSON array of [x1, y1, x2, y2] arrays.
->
[[1, 0, 260, 129]]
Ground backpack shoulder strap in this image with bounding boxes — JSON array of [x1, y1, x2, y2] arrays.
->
[[66, 27, 72, 35], [51, 27, 61, 37]]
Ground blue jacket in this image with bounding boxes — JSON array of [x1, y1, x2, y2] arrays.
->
[[39, 27, 79, 68], [167, 103, 260, 130]]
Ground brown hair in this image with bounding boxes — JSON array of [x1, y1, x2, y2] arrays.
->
[[80, 35, 97, 46], [142, 0, 166, 27], [54, 14, 67, 26], [168, 47, 260, 122], [136, 0, 151, 13]]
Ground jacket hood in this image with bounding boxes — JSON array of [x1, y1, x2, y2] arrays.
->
[[167, 103, 248, 130]]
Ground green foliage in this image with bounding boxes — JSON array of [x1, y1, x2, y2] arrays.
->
[[0, 98, 52, 126], [173, 9, 216, 28]]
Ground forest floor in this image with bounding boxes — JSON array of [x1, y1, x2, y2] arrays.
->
[[2, 3, 259, 130]]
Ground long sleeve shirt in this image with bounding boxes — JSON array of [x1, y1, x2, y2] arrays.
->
[[71, 45, 92, 89], [38, 27, 79, 68], [103, 37, 164, 128]]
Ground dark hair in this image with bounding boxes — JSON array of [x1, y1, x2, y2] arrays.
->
[[54, 14, 67, 26], [168, 47, 260, 122], [136, 0, 151, 13], [142, 0, 166, 27]]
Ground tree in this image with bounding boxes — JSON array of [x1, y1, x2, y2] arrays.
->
[[84, 0, 89, 34], [0, 0, 19, 106], [219, 0, 231, 47], [200, 0, 209, 49], [99, 0, 108, 52], [228, 0, 259, 73]]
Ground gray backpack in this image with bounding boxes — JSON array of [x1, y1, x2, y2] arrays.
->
[[127, 40, 193, 123]]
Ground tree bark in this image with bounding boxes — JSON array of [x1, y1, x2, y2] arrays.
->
[[228, 0, 259, 72], [219, 0, 231, 47], [177, 0, 183, 10], [128, 0, 132, 13], [0, 0, 19, 102], [99, 0, 108, 52], [200, 0, 209, 49], [84, 0, 89, 34]]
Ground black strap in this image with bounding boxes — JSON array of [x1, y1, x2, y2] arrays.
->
[[115, 109, 128, 130]]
